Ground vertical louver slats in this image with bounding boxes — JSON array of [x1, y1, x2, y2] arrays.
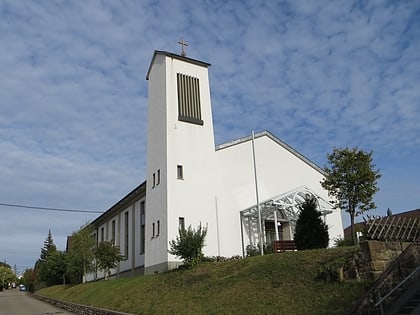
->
[[177, 73, 203, 125]]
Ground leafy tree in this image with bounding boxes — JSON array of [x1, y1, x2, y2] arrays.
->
[[169, 224, 207, 266], [0, 264, 15, 290], [95, 241, 123, 280], [321, 147, 381, 244], [65, 224, 96, 283], [22, 268, 37, 293], [43, 250, 67, 286], [294, 196, 329, 250]]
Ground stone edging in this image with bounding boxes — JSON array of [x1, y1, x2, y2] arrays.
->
[[32, 293, 135, 315]]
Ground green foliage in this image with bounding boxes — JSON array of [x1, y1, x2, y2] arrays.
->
[[22, 268, 37, 293], [334, 236, 356, 247], [321, 147, 381, 244], [246, 244, 260, 257], [40, 229, 57, 261], [37, 247, 368, 315], [0, 265, 15, 290], [43, 250, 67, 286], [316, 256, 347, 283], [246, 242, 273, 256], [95, 241, 124, 279], [169, 224, 207, 266], [66, 224, 96, 283], [36, 230, 59, 283], [294, 196, 329, 250]]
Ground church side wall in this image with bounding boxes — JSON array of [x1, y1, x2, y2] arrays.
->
[[215, 135, 343, 256], [86, 196, 146, 282]]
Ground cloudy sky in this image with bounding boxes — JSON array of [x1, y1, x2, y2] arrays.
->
[[1, 0, 419, 272]]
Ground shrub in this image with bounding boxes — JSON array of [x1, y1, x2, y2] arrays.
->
[[169, 224, 207, 266]]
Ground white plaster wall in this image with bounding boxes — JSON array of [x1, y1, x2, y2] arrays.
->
[[145, 53, 169, 271], [215, 134, 344, 255], [118, 205, 132, 272], [164, 56, 220, 261], [145, 53, 220, 273]]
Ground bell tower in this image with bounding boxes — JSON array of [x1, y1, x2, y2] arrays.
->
[[144, 50, 219, 273]]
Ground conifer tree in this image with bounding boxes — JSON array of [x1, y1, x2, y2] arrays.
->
[[40, 229, 57, 261], [294, 196, 329, 250], [35, 229, 58, 283]]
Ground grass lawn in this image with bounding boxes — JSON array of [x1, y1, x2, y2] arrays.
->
[[37, 246, 371, 315]]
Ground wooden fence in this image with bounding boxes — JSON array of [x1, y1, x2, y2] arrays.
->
[[363, 215, 419, 242]]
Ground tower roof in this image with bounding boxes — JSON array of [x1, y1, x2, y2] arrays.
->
[[146, 50, 211, 80]]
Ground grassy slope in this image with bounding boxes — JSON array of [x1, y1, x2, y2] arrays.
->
[[37, 247, 370, 315]]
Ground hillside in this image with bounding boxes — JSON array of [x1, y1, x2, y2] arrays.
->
[[37, 247, 371, 315]]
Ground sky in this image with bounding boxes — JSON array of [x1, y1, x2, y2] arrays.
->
[[0, 0, 419, 273]]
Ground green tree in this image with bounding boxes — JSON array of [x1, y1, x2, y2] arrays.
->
[[0, 264, 15, 290], [95, 241, 123, 280], [35, 229, 58, 284], [43, 250, 67, 286], [321, 147, 381, 244], [22, 268, 37, 293], [169, 224, 207, 266], [294, 196, 329, 250], [40, 229, 56, 261], [66, 224, 96, 283]]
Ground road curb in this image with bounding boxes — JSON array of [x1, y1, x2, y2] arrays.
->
[[32, 293, 135, 315]]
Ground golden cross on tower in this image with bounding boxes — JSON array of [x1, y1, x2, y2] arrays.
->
[[178, 38, 188, 57]]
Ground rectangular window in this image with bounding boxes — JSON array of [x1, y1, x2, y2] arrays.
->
[[177, 165, 183, 180], [177, 73, 203, 125], [157, 169, 160, 185], [100, 227, 104, 243], [152, 222, 155, 238], [124, 212, 129, 259], [140, 201, 145, 254], [179, 217, 185, 231], [111, 220, 116, 244], [152, 173, 156, 188], [92, 233, 98, 246], [157, 220, 160, 237]]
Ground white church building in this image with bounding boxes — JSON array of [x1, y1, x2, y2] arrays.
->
[[86, 50, 343, 280]]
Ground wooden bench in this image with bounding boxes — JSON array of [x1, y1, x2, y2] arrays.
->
[[273, 240, 297, 252]]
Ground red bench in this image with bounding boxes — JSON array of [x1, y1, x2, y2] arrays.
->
[[273, 240, 297, 252]]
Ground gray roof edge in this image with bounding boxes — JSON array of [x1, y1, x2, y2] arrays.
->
[[90, 181, 147, 227], [146, 50, 211, 80], [216, 130, 325, 175]]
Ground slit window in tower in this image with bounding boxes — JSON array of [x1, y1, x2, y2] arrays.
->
[[177, 73, 203, 125]]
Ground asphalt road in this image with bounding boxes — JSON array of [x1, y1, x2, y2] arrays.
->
[[0, 289, 75, 315]]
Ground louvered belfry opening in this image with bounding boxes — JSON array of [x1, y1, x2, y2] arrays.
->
[[177, 73, 203, 125]]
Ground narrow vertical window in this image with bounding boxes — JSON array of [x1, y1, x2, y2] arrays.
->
[[157, 220, 160, 236], [140, 201, 145, 254], [111, 220, 116, 244], [177, 165, 183, 180], [124, 212, 129, 259], [157, 169, 160, 185], [152, 222, 155, 238], [101, 227, 104, 243], [152, 173, 156, 188], [93, 233, 98, 246], [179, 217, 185, 231]]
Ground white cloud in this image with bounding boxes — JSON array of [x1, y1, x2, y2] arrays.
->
[[0, 0, 419, 269]]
